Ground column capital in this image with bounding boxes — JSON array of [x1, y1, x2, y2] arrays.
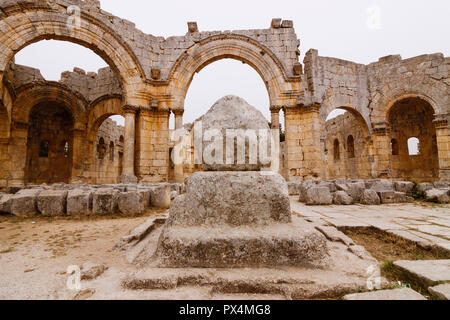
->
[[372, 121, 388, 136], [122, 105, 139, 114], [12, 120, 28, 131], [433, 116, 448, 129], [270, 106, 282, 113], [172, 109, 185, 116]]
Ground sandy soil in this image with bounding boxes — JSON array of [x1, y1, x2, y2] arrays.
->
[[0, 212, 160, 300]]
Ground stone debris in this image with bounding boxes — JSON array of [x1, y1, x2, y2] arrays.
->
[[393, 260, 450, 288], [81, 263, 108, 281]]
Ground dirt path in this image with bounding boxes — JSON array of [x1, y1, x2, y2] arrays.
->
[[0, 213, 159, 300]]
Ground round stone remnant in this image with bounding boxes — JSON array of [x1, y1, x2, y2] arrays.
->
[[197, 95, 272, 171]]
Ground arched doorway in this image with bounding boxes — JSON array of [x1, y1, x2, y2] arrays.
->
[[26, 102, 74, 184], [388, 97, 439, 180], [323, 107, 371, 179]]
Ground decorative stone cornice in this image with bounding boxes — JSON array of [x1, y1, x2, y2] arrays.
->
[[122, 105, 139, 114], [12, 120, 28, 130], [433, 116, 449, 129]]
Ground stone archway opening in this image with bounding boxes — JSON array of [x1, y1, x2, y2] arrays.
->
[[388, 97, 439, 180], [323, 108, 371, 179], [93, 115, 125, 184], [26, 102, 74, 184]]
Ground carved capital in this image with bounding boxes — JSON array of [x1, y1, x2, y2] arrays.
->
[[270, 106, 282, 113], [12, 120, 28, 131], [433, 116, 449, 129], [172, 109, 185, 117], [122, 105, 139, 114]]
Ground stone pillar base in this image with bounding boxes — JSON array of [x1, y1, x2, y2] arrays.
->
[[120, 174, 138, 184]]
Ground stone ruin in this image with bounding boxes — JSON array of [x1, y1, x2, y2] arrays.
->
[[154, 96, 328, 268]]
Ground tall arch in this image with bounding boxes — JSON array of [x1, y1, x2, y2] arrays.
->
[[166, 34, 301, 111], [0, 2, 146, 101]]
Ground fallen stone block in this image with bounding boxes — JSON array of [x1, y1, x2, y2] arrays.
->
[[150, 185, 171, 209], [315, 225, 355, 246], [118, 192, 145, 215], [346, 182, 365, 203], [333, 191, 353, 205], [370, 180, 394, 192], [394, 181, 415, 194], [298, 180, 317, 202], [0, 194, 13, 214], [92, 188, 119, 215], [287, 182, 300, 195], [425, 189, 450, 204], [11, 189, 43, 216], [360, 189, 381, 205], [343, 288, 426, 300], [418, 182, 433, 193], [394, 260, 450, 288], [429, 284, 450, 300], [81, 262, 108, 281], [305, 187, 333, 205], [67, 189, 93, 216], [37, 190, 68, 216], [379, 191, 407, 204], [434, 181, 449, 189], [137, 189, 151, 207]]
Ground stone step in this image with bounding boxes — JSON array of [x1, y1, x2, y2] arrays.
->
[[429, 284, 450, 300], [394, 260, 450, 288], [343, 288, 426, 300]]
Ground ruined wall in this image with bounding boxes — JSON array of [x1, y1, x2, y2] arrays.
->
[[94, 118, 124, 184], [324, 113, 371, 179]]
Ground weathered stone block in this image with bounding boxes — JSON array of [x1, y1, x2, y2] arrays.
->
[[379, 191, 407, 204], [11, 189, 43, 216], [150, 185, 171, 209], [287, 182, 300, 195], [0, 194, 13, 214], [67, 189, 92, 216], [37, 190, 68, 216], [425, 189, 450, 204], [333, 191, 353, 205], [346, 182, 365, 203], [92, 188, 119, 215], [165, 172, 291, 227], [360, 190, 381, 205], [305, 187, 333, 205], [118, 192, 145, 215], [370, 180, 394, 192], [394, 181, 415, 193]]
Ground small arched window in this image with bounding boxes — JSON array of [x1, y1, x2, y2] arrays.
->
[[391, 139, 399, 156], [39, 140, 49, 158], [347, 135, 355, 158], [110, 141, 115, 162], [408, 137, 420, 156], [333, 139, 340, 161], [119, 135, 124, 144], [63, 141, 69, 158]]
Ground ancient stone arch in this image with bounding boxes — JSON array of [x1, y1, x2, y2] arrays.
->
[[166, 34, 301, 111], [0, 1, 146, 102], [12, 82, 87, 127], [87, 96, 124, 142]]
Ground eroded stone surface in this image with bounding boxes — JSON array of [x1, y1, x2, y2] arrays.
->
[[394, 260, 450, 287], [343, 288, 426, 300]]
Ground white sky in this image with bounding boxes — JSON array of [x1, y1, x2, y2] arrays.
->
[[14, 0, 450, 127]]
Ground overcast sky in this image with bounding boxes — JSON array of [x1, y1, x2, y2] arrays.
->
[[15, 0, 450, 127]]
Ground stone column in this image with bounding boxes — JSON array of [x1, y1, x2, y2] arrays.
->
[[173, 110, 185, 183], [371, 123, 391, 178], [434, 118, 450, 180], [69, 128, 87, 184], [270, 106, 281, 130], [8, 121, 29, 187], [121, 105, 138, 184], [0, 137, 9, 189]]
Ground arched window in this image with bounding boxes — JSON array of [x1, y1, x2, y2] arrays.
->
[[39, 140, 49, 158], [119, 135, 124, 144], [408, 137, 420, 156], [391, 139, 399, 156], [347, 135, 355, 158], [333, 139, 340, 161], [110, 141, 115, 162], [63, 141, 69, 158], [97, 137, 106, 160]]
